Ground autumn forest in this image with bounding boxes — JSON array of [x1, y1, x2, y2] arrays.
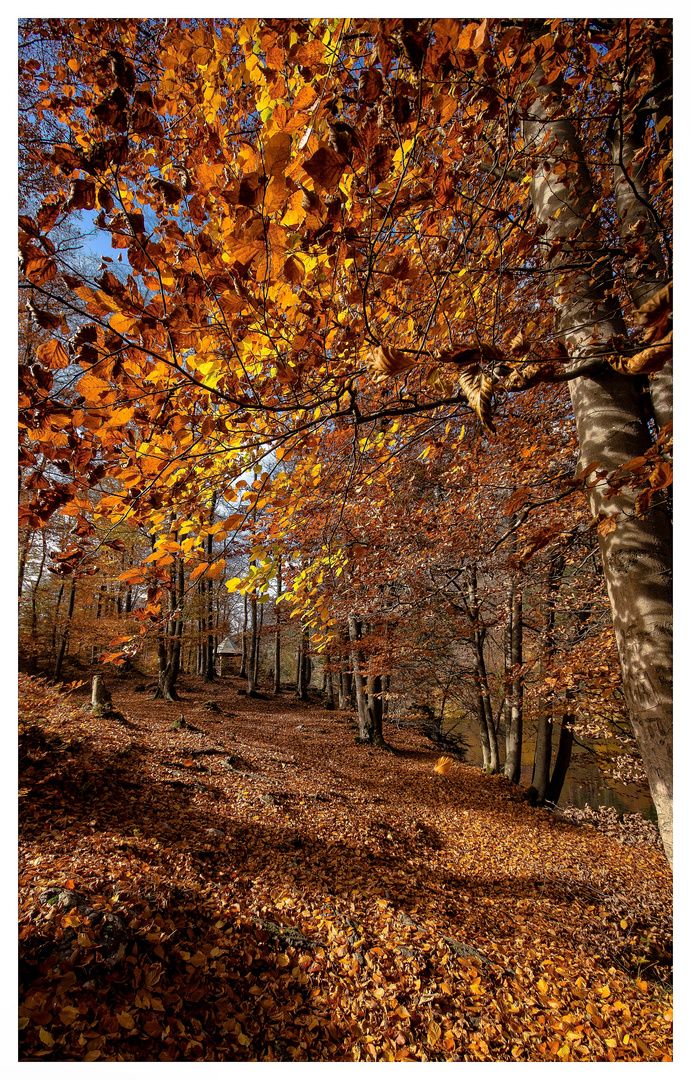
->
[[18, 18, 672, 1062]]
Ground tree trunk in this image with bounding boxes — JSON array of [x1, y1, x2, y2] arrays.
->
[[154, 553, 183, 700], [467, 565, 500, 772], [367, 672, 384, 746], [503, 587, 523, 784], [348, 617, 371, 741], [203, 504, 216, 681], [296, 624, 309, 701], [525, 81, 673, 865], [273, 554, 282, 693], [247, 590, 258, 695], [546, 708, 576, 807], [607, 70, 671, 433], [324, 657, 335, 710], [54, 576, 76, 682], [18, 528, 33, 600], [253, 598, 263, 688], [339, 629, 352, 708], [239, 593, 248, 678], [532, 554, 565, 802]]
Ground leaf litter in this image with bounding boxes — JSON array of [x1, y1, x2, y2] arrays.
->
[[18, 673, 672, 1061]]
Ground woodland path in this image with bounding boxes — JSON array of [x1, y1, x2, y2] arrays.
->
[[19, 672, 672, 1062]]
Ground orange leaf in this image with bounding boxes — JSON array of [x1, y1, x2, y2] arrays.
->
[[36, 338, 70, 370]]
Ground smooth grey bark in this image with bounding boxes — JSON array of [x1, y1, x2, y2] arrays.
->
[[525, 77, 673, 865], [273, 554, 282, 693], [18, 528, 33, 599], [348, 616, 371, 741], [253, 599, 263, 688], [247, 589, 258, 695], [608, 79, 671, 432], [296, 624, 309, 701], [503, 587, 523, 784], [30, 530, 47, 644], [239, 593, 248, 679], [155, 555, 184, 701], [467, 565, 500, 772]]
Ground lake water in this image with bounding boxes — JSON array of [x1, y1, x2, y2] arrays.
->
[[450, 721, 657, 822]]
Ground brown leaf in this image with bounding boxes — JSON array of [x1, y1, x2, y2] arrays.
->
[[283, 255, 305, 285], [264, 131, 291, 177], [364, 345, 416, 383], [358, 67, 384, 104], [304, 145, 347, 192], [151, 176, 182, 205]]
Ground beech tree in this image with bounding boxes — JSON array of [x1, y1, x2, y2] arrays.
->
[[18, 18, 672, 861]]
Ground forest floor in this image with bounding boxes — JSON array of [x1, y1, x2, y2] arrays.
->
[[18, 670, 672, 1062]]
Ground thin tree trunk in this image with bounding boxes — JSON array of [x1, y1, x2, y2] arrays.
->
[[339, 629, 352, 708], [324, 656, 335, 710], [532, 555, 565, 802], [273, 554, 282, 693], [204, 498, 216, 681], [367, 672, 384, 746], [525, 78, 673, 864], [546, 707, 576, 807], [504, 588, 523, 784], [467, 565, 499, 772], [253, 599, 263, 688], [54, 576, 76, 681], [30, 530, 47, 643], [348, 616, 371, 741], [18, 528, 33, 599], [239, 593, 248, 678], [51, 580, 65, 658], [296, 624, 309, 701], [247, 590, 258, 695], [154, 551, 183, 700]]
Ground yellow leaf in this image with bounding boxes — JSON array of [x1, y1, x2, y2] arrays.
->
[[276, 953, 290, 967], [18, 1017, 29, 1030], [237, 1032, 251, 1046], [395, 1005, 410, 1018], [537, 977, 549, 995], [39, 1028, 55, 1047], [189, 562, 209, 582], [117, 1011, 135, 1030], [427, 1020, 441, 1045], [110, 312, 136, 334], [597, 984, 611, 999], [59, 1006, 79, 1024]]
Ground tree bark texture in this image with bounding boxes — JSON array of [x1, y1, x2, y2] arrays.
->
[[348, 617, 372, 741], [273, 554, 282, 693], [53, 576, 76, 681], [532, 555, 565, 802], [239, 593, 248, 679], [607, 60, 671, 432], [525, 79, 673, 865], [467, 566, 500, 772], [503, 587, 523, 784]]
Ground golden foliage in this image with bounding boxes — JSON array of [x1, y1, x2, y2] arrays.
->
[[364, 345, 416, 384]]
